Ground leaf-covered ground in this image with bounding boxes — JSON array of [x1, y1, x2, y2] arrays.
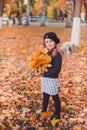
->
[[0, 25, 87, 130]]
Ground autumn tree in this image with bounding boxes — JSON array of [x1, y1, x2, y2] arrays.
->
[[17, 0, 23, 25], [0, 0, 5, 29], [61, 0, 82, 55], [66, 0, 73, 27], [71, 0, 82, 46], [5, 0, 23, 25], [25, 0, 30, 25], [83, 0, 87, 21], [5, 0, 11, 5], [40, 0, 47, 26]]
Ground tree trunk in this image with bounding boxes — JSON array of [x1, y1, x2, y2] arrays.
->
[[60, 0, 82, 55], [71, 0, 82, 46], [66, 0, 73, 27], [40, 0, 47, 26], [25, 0, 30, 25], [0, 0, 4, 29], [18, 1, 22, 25], [84, 2, 87, 21]]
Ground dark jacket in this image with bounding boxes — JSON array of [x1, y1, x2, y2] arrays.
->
[[43, 51, 62, 78]]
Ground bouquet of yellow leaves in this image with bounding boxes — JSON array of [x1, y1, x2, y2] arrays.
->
[[28, 49, 52, 72]]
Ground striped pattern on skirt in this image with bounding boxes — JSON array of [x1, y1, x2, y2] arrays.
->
[[41, 77, 59, 96]]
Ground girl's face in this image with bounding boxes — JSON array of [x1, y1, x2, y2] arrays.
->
[[44, 38, 56, 51]]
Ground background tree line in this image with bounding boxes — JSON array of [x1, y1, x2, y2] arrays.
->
[[0, 0, 87, 23], [0, 0, 86, 56]]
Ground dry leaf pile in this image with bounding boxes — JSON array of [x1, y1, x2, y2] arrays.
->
[[0, 25, 87, 130]]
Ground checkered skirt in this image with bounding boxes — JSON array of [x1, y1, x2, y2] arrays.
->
[[40, 77, 59, 95]]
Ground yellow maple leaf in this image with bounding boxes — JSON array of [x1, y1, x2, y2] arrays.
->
[[51, 118, 59, 126]]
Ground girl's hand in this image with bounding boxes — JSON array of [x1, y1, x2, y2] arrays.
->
[[36, 69, 44, 76]]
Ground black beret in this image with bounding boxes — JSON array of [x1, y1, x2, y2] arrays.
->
[[44, 32, 60, 44]]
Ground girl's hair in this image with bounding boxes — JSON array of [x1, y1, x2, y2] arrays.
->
[[43, 40, 46, 47], [51, 47, 58, 57]]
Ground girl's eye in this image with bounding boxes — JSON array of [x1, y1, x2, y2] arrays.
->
[[46, 40, 52, 43], [49, 40, 53, 42], [45, 41, 49, 43], [50, 40, 53, 42]]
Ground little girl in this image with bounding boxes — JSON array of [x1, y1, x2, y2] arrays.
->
[[40, 32, 62, 120]]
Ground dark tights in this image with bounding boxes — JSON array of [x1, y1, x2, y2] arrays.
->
[[42, 92, 60, 118]]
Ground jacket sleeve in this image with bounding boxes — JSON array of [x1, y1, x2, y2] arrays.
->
[[44, 53, 62, 77]]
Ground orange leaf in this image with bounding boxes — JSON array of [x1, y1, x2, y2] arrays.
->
[[41, 111, 52, 120], [73, 126, 81, 130]]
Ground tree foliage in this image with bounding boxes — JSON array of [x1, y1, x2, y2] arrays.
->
[[1, 0, 87, 21]]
